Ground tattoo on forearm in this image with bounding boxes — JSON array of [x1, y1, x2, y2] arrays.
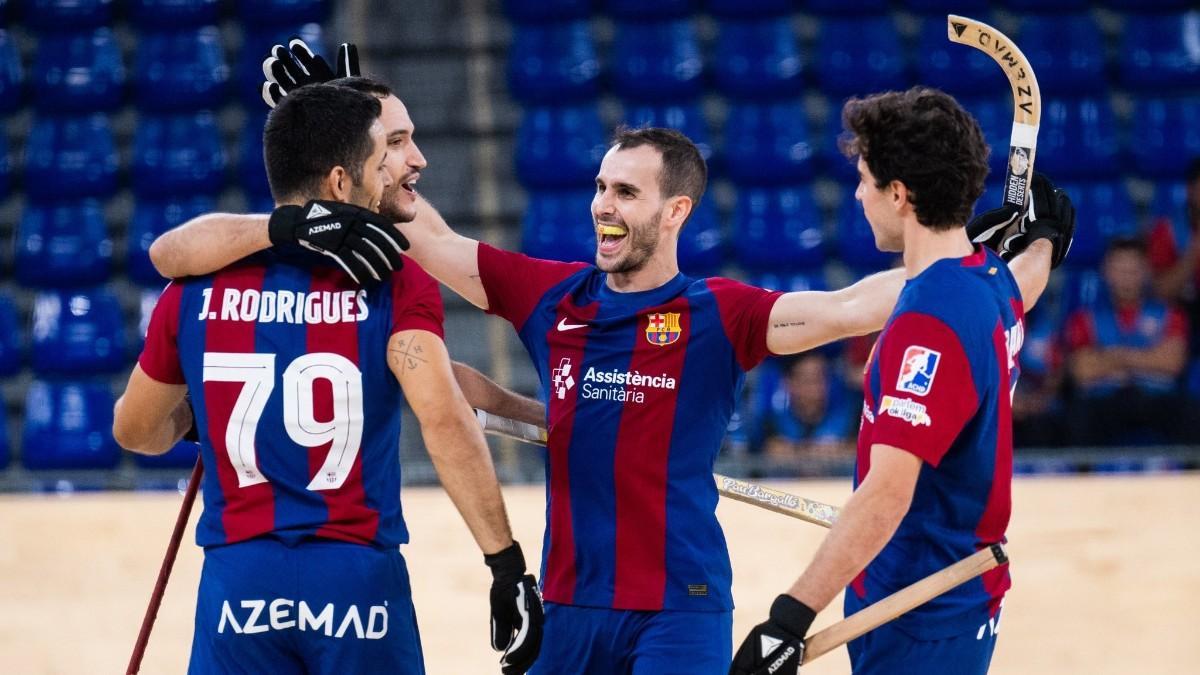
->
[[390, 337, 429, 371], [773, 321, 807, 329]]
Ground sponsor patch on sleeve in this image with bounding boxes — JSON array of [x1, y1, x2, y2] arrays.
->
[[896, 345, 941, 396], [880, 395, 932, 427]]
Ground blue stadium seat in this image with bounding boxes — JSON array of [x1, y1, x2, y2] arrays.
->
[[836, 191, 897, 273], [520, 189, 596, 263], [1130, 97, 1200, 179], [1060, 181, 1137, 268], [1003, 0, 1089, 11], [1036, 98, 1120, 180], [0, 294, 23, 378], [713, 17, 803, 100], [32, 28, 125, 113], [1119, 13, 1200, 91], [132, 112, 226, 197], [1020, 14, 1106, 96], [0, 131, 9, 199], [0, 29, 25, 114], [818, 107, 856, 182], [22, 0, 113, 30], [238, 110, 272, 202], [705, 0, 792, 18], [815, 18, 907, 97], [22, 379, 120, 470], [915, 19, 1005, 97], [903, 0, 988, 13], [134, 27, 228, 112], [503, 0, 590, 22], [515, 104, 607, 189], [236, 0, 327, 26], [751, 270, 827, 293], [960, 96, 1018, 178], [133, 440, 200, 468], [732, 186, 825, 271], [31, 289, 128, 375], [605, 0, 693, 20], [237, 23, 322, 106], [803, 0, 888, 15], [723, 99, 815, 185], [24, 115, 118, 201], [15, 200, 112, 288], [1150, 181, 1187, 226], [678, 199, 724, 276], [622, 101, 712, 164], [610, 20, 703, 102], [1061, 269, 1104, 314], [507, 21, 600, 105], [1104, 0, 1193, 10], [973, 181, 1007, 217], [127, 196, 218, 285], [128, 0, 221, 28]]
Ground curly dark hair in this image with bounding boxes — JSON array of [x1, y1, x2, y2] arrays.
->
[[839, 87, 990, 230]]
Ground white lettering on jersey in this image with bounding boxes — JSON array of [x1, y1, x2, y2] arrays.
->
[[199, 288, 369, 324], [218, 599, 388, 639], [577, 366, 677, 405]]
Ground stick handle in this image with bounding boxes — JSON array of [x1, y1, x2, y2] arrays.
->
[[126, 458, 203, 675], [803, 544, 1008, 663]]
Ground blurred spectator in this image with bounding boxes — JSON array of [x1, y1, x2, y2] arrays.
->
[[1147, 158, 1200, 349], [754, 351, 855, 472], [1063, 237, 1200, 446]]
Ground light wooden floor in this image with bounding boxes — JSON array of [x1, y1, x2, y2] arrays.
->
[[0, 474, 1196, 674]]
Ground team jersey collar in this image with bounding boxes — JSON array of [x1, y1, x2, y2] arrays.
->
[[594, 271, 691, 309]]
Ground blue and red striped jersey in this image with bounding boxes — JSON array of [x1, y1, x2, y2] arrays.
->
[[850, 246, 1022, 640], [478, 243, 782, 612], [139, 246, 445, 549]]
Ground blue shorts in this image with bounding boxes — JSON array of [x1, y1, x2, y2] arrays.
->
[[189, 538, 424, 675], [531, 602, 732, 675], [846, 610, 1001, 675]]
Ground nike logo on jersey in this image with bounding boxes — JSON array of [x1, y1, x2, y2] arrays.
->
[[557, 318, 587, 331]]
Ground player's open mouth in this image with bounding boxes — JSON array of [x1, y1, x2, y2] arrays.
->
[[596, 224, 627, 255], [400, 173, 419, 195]]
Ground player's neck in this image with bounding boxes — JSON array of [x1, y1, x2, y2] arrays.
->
[[901, 220, 974, 278], [605, 256, 680, 293]]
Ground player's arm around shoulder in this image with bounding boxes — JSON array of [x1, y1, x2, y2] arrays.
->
[[766, 268, 906, 355], [399, 195, 489, 309], [113, 366, 192, 455], [149, 213, 271, 279]]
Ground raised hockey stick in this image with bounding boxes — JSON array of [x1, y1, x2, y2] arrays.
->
[[127, 458, 203, 675], [803, 544, 1008, 663], [475, 409, 840, 528], [948, 15, 1042, 215]]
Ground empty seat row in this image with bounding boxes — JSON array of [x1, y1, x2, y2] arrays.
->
[[507, 13, 1200, 104], [14, 0, 326, 30]]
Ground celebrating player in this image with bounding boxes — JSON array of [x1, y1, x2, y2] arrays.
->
[[113, 83, 542, 674], [729, 89, 1075, 675]]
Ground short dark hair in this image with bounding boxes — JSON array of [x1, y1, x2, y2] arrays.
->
[[610, 126, 707, 211], [840, 87, 990, 230], [329, 75, 393, 99], [264, 83, 382, 202], [1106, 236, 1147, 257]]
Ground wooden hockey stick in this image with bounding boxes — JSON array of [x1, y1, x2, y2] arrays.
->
[[948, 14, 1042, 213], [803, 544, 1009, 663], [475, 409, 840, 528]]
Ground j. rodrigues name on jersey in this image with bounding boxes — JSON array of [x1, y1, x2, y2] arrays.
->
[[195, 287, 370, 325]]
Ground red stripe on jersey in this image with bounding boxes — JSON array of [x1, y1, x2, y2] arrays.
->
[[977, 320, 1014, 613], [541, 296, 600, 605], [308, 268, 378, 544], [611, 297, 691, 609], [204, 265, 275, 543]]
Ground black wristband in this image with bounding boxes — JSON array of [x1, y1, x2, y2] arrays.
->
[[769, 594, 817, 640], [484, 541, 527, 584], [267, 205, 305, 246]]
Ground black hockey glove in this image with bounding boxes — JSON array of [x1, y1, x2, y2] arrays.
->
[[729, 594, 816, 675], [484, 542, 544, 675], [261, 38, 359, 108], [967, 172, 1076, 268], [267, 200, 407, 284]]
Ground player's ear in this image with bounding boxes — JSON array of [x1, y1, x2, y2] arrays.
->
[[889, 180, 909, 213], [663, 195, 693, 232], [324, 166, 352, 202]]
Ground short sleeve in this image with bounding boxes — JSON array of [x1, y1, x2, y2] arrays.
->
[[870, 312, 979, 467], [707, 278, 784, 371], [138, 282, 186, 385], [477, 243, 589, 330], [390, 263, 445, 339]]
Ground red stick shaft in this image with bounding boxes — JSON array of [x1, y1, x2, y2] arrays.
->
[[127, 458, 202, 675]]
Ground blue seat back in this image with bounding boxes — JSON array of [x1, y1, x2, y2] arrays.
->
[[135, 27, 229, 111], [33, 28, 125, 112], [236, 0, 328, 26], [0, 294, 23, 378], [15, 200, 112, 288], [818, 107, 856, 182], [605, 0, 693, 20], [903, 0, 988, 13], [816, 18, 906, 97], [733, 186, 825, 271], [128, 0, 221, 28], [1119, 13, 1200, 91], [128, 196, 219, 285], [724, 99, 814, 185], [0, 30, 23, 114], [25, 114, 118, 200], [22, 0, 113, 30], [804, 0, 888, 15], [1036, 98, 1120, 180], [0, 131, 9, 199], [238, 110, 272, 201], [679, 199, 724, 276], [507, 21, 600, 105], [713, 17, 803, 100], [1020, 14, 1106, 96], [1003, 0, 1089, 11], [1130, 97, 1200, 178], [1061, 181, 1138, 268], [503, 0, 591, 22], [132, 112, 227, 197], [915, 19, 1005, 97], [960, 97, 1017, 178], [22, 379, 120, 470], [705, 0, 791, 17], [623, 101, 712, 163], [1149, 181, 1187, 227], [31, 289, 128, 375], [611, 20, 703, 102], [515, 104, 607, 189], [520, 189, 597, 263], [836, 191, 897, 273]]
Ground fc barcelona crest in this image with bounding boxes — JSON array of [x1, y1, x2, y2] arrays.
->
[[645, 312, 682, 346]]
